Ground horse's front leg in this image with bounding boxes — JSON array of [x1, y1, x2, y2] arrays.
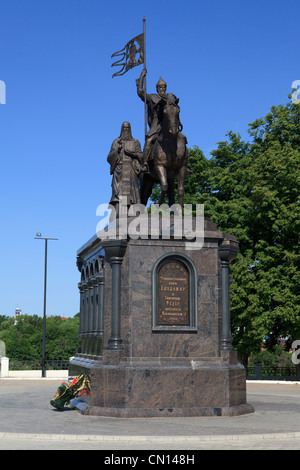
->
[[156, 165, 168, 205], [140, 173, 154, 206], [177, 165, 187, 207]]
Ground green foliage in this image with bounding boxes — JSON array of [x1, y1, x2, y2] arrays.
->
[[45, 315, 80, 360], [213, 101, 299, 361], [249, 345, 292, 369], [0, 315, 9, 328], [0, 314, 80, 361]]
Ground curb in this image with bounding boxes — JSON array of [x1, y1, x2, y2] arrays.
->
[[1, 431, 300, 443], [246, 380, 300, 385], [0, 376, 68, 380]]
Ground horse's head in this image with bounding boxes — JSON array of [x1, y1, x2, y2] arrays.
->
[[162, 99, 180, 136]]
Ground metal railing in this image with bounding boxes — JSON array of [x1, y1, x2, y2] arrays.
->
[[247, 363, 300, 381], [9, 360, 69, 371]]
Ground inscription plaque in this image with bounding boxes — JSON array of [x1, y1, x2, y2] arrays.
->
[[157, 261, 189, 326]]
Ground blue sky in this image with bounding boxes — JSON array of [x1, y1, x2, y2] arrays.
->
[[0, 0, 298, 318]]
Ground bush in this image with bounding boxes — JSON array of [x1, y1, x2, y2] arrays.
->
[[248, 345, 292, 368]]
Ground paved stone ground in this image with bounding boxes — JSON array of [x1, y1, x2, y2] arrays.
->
[[1, 379, 300, 450]]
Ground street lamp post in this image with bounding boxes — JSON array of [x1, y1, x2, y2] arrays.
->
[[35, 233, 58, 377]]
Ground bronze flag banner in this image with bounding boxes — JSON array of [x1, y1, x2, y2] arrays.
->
[[111, 33, 144, 77]]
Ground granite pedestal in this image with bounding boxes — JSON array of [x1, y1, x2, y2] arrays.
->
[[70, 217, 254, 417]]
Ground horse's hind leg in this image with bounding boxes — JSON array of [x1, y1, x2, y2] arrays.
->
[[156, 165, 168, 205]]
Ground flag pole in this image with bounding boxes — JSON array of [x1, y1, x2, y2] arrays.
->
[[143, 17, 147, 138]]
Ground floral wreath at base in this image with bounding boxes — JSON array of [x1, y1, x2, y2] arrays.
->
[[50, 374, 91, 410]]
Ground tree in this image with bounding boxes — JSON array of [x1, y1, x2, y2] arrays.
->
[[0, 314, 80, 361], [45, 315, 80, 360]]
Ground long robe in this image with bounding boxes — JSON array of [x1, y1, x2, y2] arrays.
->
[[107, 138, 143, 205]]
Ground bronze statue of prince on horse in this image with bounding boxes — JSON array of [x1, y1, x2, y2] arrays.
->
[[136, 69, 191, 207], [136, 69, 184, 165]]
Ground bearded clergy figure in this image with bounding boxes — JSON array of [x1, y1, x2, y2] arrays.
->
[[107, 122, 143, 213]]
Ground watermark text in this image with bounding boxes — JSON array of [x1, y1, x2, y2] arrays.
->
[[292, 340, 300, 364], [291, 80, 300, 104], [0, 80, 6, 104], [96, 198, 204, 251]]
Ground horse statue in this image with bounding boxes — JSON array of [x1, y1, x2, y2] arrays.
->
[[140, 98, 189, 208]]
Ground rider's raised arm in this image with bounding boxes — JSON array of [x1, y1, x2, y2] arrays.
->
[[136, 69, 150, 103], [136, 77, 147, 102]]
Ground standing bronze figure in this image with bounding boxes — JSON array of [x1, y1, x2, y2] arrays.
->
[[107, 122, 143, 215]]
